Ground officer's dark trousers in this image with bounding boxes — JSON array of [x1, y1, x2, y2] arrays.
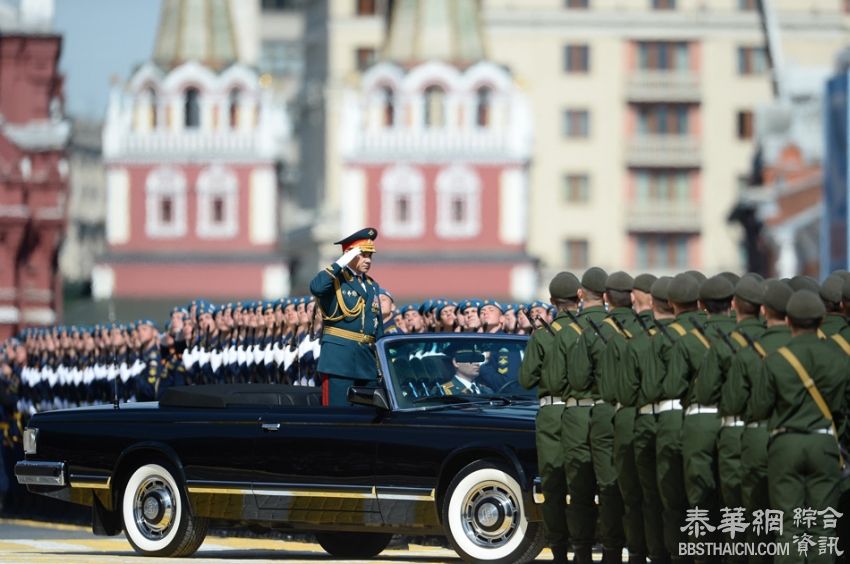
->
[[769, 433, 840, 564], [536, 404, 570, 551], [614, 406, 646, 557], [656, 409, 688, 560], [634, 412, 667, 561], [562, 405, 596, 549], [590, 403, 625, 551], [322, 375, 370, 406]]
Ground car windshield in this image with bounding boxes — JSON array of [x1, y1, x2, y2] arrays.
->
[[383, 335, 536, 409]]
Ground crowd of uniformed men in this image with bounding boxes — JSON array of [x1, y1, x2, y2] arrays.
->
[[520, 268, 850, 564]]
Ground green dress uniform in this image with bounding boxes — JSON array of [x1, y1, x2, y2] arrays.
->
[[556, 304, 604, 559], [568, 262, 632, 558], [310, 228, 383, 406], [520, 306, 580, 561], [698, 316, 765, 512]]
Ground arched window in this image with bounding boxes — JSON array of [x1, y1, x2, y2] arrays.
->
[[424, 85, 446, 128], [228, 88, 241, 129], [381, 165, 425, 238], [147, 87, 158, 129], [184, 87, 201, 128], [436, 164, 481, 239], [382, 86, 394, 127], [145, 167, 187, 238], [196, 165, 239, 239], [476, 86, 491, 128]]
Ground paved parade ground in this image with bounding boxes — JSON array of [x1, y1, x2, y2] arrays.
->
[[0, 519, 561, 564]]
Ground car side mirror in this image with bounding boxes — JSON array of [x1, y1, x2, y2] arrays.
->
[[348, 386, 390, 410]]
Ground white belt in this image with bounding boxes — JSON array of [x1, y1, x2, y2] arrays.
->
[[565, 397, 595, 408], [652, 399, 682, 413], [771, 426, 833, 438], [745, 420, 767, 429], [638, 403, 656, 415], [539, 396, 565, 407], [685, 404, 718, 416], [721, 415, 744, 427]]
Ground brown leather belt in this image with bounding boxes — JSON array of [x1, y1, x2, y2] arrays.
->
[[323, 326, 376, 344]]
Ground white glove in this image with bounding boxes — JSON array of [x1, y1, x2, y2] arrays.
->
[[335, 246, 361, 267]]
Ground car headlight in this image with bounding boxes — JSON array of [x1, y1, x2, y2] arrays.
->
[[23, 428, 38, 455]]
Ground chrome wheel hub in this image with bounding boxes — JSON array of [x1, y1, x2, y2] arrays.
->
[[133, 476, 175, 541], [461, 480, 520, 548]]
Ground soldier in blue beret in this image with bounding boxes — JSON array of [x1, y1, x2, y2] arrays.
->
[[478, 299, 505, 334], [310, 227, 384, 406], [435, 300, 459, 333], [379, 289, 401, 335], [401, 303, 425, 334]]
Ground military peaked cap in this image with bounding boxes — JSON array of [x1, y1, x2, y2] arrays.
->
[[334, 227, 378, 253], [549, 272, 580, 300], [763, 280, 793, 315], [700, 275, 734, 301], [735, 275, 764, 305], [786, 290, 826, 323], [581, 267, 608, 293], [606, 271, 634, 292], [669, 273, 699, 304], [634, 273, 657, 293]]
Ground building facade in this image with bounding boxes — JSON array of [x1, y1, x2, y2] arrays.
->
[[293, 0, 850, 298], [823, 48, 850, 275], [96, 0, 291, 302], [338, 1, 535, 299], [0, 0, 70, 339]]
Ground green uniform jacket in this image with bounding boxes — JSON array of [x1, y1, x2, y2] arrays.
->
[[724, 324, 791, 422], [310, 263, 383, 381], [696, 317, 765, 411], [519, 312, 578, 397], [820, 313, 848, 337], [596, 308, 642, 405], [554, 307, 601, 401], [617, 310, 656, 408], [567, 306, 628, 401], [751, 333, 850, 432], [662, 312, 728, 404]]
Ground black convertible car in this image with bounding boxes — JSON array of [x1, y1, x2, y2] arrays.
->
[[16, 333, 546, 563]]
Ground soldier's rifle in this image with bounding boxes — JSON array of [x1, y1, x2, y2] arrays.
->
[[533, 315, 556, 337], [584, 316, 609, 345], [691, 319, 735, 353]]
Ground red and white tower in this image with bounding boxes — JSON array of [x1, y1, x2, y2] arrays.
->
[[96, 0, 290, 302], [339, 0, 535, 301], [0, 0, 69, 339]]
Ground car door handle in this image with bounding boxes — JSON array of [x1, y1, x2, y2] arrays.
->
[[260, 423, 280, 432]]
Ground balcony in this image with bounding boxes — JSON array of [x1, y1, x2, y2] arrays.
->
[[625, 135, 701, 168], [346, 129, 532, 161], [626, 201, 700, 233], [625, 71, 701, 103]]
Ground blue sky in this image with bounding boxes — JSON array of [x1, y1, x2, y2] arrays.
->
[[54, 0, 161, 120]]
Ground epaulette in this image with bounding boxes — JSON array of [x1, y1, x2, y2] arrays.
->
[[649, 327, 658, 336], [569, 323, 582, 335], [831, 334, 850, 356], [669, 323, 687, 336], [551, 321, 563, 333], [690, 328, 710, 349], [730, 331, 748, 349], [441, 382, 455, 395], [817, 329, 827, 340]]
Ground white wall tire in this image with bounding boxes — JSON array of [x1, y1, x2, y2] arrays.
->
[[442, 460, 545, 564], [121, 463, 207, 557]]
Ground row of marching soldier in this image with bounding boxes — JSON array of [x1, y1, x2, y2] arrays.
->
[[520, 268, 850, 564]]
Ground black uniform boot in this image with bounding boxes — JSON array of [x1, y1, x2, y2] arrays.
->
[[574, 546, 594, 564], [603, 548, 624, 563], [629, 553, 647, 564], [551, 544, 571, 563]]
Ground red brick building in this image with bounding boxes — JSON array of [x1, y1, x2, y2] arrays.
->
[[95, 0, 290, 302], [0, 8, 70, 339]]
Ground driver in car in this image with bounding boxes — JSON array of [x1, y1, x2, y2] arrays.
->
[[439, 347, 493, 396]]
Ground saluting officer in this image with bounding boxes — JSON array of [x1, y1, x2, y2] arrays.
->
[[310, 228, 384, 406], [519, 271, 581, 564]]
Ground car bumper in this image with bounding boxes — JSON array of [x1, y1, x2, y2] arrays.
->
[[15, 460, 66, 487]]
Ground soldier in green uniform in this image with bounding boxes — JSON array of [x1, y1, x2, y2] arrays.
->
[[653, 273, 704, 563], [629, 276, 672, 564], [602, 272, 650, 564], [519, 271, 581, 564], [725, 280, 792, 562], [699, 275, 766, 524], [557, 267, 608, 564], [752, 290, 850, 564], [570, 269, 638, 563], [820, 275, 847, 338], [670, 276, 735, 550], [310, 228, 384, 406]]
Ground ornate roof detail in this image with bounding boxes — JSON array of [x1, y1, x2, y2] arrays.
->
[[153, 0, 238, 72]]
